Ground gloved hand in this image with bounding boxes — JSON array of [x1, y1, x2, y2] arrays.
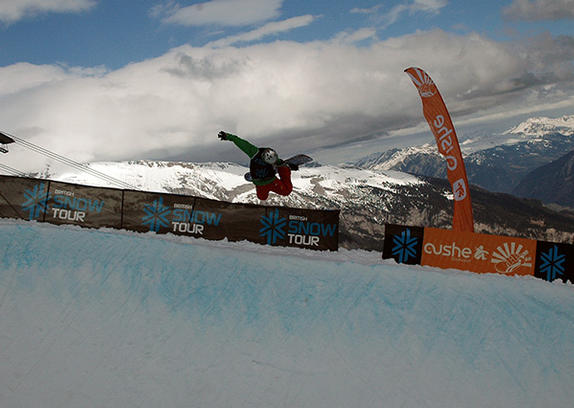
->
[[218, 131, 229, 141]]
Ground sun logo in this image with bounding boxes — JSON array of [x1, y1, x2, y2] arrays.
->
[[491, 242, 532, 274], [405, 67, 436, 98]]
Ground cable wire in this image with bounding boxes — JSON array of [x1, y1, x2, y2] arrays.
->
[[0, 163, 26, 177], [3, 131, 139, 190]]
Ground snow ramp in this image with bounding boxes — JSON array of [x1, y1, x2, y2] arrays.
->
[[1, 220, 573, 408]]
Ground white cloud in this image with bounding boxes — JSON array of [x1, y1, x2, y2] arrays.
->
[[377, 4, 408, 29], [358, 0, 448, 30], [503, 0, 574, 21], [0, 0, 96, 23], [0, 63, 70, 96], [351, 5, 384, 14], [332, 28, 378, 45], [0, 29, 573, 169], [411, 0, 448, 13], [154, 0, 283, 27], [207, 15, 315, 47]]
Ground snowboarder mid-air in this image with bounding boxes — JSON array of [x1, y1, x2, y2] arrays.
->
[[218, 131, 303, 200]]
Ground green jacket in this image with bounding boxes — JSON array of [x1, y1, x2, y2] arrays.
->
[[226, 133, 259, 158]]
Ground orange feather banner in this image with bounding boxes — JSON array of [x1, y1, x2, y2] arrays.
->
[[405, 67, 474, 232]]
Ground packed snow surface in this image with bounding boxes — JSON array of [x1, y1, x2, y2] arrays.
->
[[1, 219, 574, 408]]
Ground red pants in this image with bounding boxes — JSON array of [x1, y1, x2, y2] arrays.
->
[[256, 166, 292, 200]]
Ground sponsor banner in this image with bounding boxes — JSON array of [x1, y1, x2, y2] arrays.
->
[[119, 189, 340, 251], [421, 228, 536, 276], [193, 197, 267, 244], [0, 176, 51, 221], [263, 207, 339, 251], [122, 190, 197, 234], [122, 192, 268, 242], [1, 176, 339, 251], [45, 181, 123, 228], [382, 224, 424, 265], [405, 67, 474, 232], [535, 241, 574, 283]]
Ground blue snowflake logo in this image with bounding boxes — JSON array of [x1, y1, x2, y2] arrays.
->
[[391, 229, 419, 263], [142, 197, 171, 232], [260, 209, 287, 245], [21, 183, 50, 220], [539, 245, 566, 281]]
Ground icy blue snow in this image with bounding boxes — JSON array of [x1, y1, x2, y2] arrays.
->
[[1, 220, 573, 408]]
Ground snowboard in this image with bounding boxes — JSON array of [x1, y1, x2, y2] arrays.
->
[[244, 154, 313, 182]]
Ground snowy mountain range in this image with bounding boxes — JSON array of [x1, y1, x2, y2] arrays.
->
[[9, 114, 571, 250], [504, 115, 574, 137], [44, 156, 574, 250], [353, 115, 574, 206]]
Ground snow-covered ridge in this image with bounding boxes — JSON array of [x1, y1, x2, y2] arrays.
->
[[53, 160, 424, 203], [350, 143, 439, 170], [49, 160, 431, 249], [504, 115, 574, 136], [58, 160, 249, 196]]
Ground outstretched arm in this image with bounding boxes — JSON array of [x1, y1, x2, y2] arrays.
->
[[218, 131, 259, 158]]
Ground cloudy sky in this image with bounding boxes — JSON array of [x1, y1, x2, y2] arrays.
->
[[1, 0, 573, 170]]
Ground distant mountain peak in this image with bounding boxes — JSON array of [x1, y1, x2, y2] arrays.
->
[[350, 114, 574, 206], [350, 143, 438, 170], [504, 115, 574, 137]]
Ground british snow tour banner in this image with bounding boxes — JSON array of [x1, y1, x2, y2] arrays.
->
[[45, 181, 123, 229], [405, 67, 474, 233], [121, 191, 269, 245], [0, 175, 339, 251], [383, 223, 574, 283], [0, 176, 46, 220], [122, 191, 339, 251]]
